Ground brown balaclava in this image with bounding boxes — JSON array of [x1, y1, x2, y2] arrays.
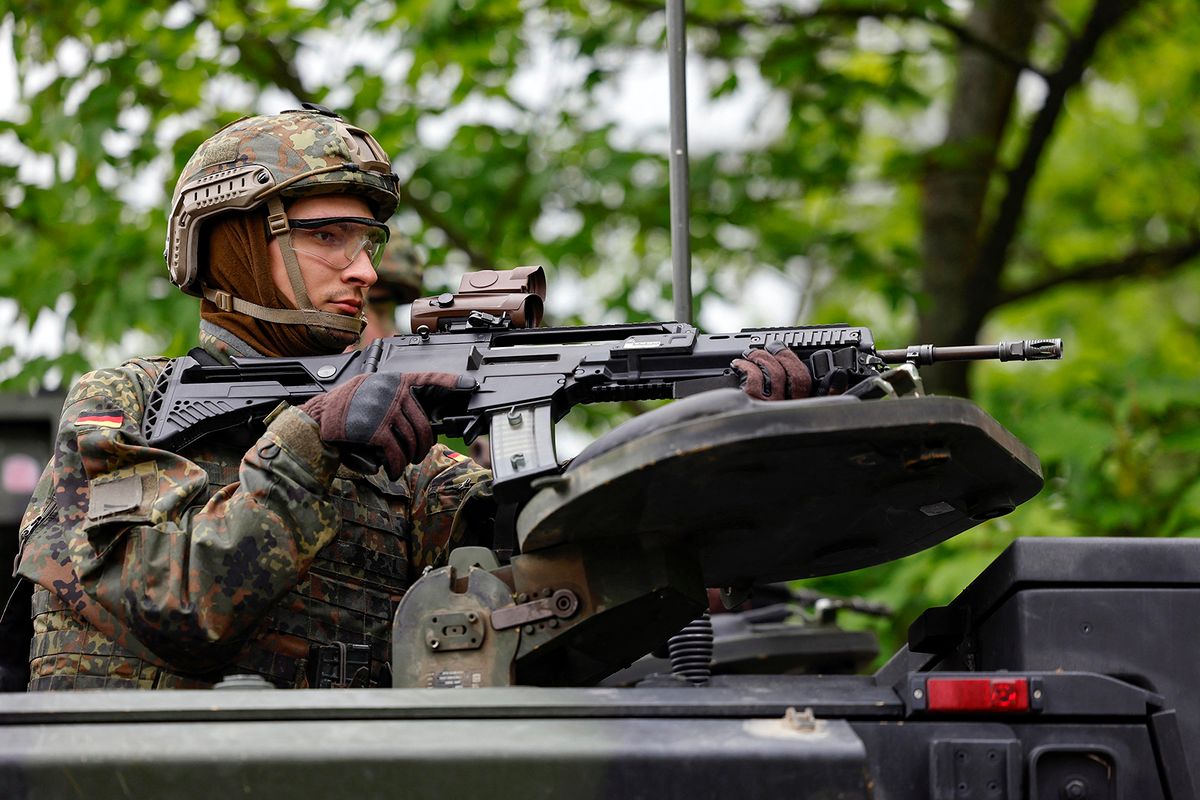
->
[[199, 211, 359, 357]]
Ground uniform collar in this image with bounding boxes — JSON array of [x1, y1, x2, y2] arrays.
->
[[199, 321, 265, 364]]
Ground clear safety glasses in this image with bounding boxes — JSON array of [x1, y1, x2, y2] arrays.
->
[[287, 216, 390, 270]]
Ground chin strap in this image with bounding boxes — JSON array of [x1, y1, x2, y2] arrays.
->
[[200, 286, 364, 334], [265, 196, 315, 313], [200, 194, 366, 344]]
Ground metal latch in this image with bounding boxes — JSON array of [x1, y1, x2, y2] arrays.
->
[[491, 589, 580, 631]]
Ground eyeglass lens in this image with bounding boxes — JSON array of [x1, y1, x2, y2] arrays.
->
[[290, 221, 389, 269]]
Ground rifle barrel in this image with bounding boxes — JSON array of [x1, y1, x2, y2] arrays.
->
[[878, 338, 1063, 365]]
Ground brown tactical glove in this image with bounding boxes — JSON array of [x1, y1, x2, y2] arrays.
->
[[732, 343, 813, 401], [300, 372, 475, 479]]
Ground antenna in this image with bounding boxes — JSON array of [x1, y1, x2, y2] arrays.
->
[[666, 0, 694, 324]]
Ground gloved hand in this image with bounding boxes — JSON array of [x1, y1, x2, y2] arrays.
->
[[732, 343, 813, 401], [300, 372, 475, 479]]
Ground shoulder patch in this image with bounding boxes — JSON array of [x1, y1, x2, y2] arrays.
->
[[77, 411, 124, 429], [87, 473, 144, 519], [85, 462, 157, 521]]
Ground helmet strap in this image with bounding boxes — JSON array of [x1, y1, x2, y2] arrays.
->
[[200, 286, 363, 334], [266, 196, 316, 312]]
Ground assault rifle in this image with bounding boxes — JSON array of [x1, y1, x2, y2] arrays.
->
[[143, 267, 1061, 502]]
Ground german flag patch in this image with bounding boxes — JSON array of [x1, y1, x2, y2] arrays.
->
[[76, 412, 124, 429]]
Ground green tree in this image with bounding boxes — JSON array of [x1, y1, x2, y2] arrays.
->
[[3, 0, 1198, 652]]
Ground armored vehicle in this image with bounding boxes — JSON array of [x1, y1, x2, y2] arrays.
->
[[2, 373, 1196, 798]]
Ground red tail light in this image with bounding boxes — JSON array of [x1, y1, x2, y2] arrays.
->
[[925, 677, 1030, 712]]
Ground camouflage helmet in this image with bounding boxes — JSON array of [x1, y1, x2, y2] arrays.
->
[[166, 105, 399, 296], [369, 230, 426, 305]]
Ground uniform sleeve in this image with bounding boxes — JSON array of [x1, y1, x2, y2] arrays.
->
[[405, 444, 494, 574], [47, 363, 342, 672]]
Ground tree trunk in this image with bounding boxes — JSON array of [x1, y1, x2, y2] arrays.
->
[[917, 0, 1042, 396]]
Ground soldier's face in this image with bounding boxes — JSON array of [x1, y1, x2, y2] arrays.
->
[[268, 195, 379, 315]]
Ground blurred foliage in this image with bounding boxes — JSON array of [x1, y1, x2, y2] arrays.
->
[[811, 268, 1200, 661], [2, 0, 1199, 658]]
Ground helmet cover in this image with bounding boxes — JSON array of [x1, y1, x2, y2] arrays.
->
[[166, 107, 399, 296]]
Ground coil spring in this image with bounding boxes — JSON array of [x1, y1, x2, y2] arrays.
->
[[667, 613, 714, 685]]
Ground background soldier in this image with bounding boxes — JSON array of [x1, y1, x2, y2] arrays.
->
[[358, 230, 426, 344]]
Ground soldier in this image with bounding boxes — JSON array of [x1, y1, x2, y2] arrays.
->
[[12, 106, 808, 692], [13, 106, 494, 689]]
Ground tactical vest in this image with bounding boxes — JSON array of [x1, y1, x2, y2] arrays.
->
[[197, 452, 413, 688], [26, 380, 414, 691]]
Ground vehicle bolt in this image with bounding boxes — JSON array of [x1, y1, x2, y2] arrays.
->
[[549, 619, 559, 629], [913, 688, 924, 700], [429, 639, 440, 650], [517, 593, 528, 603], [1033, 689, 1043, 701], [1062, 778, 1087, 799], [467, 613, 478, 623], [524, 625, 534, 635]]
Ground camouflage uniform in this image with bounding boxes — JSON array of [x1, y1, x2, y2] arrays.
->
[[16, 328, 491, 690]]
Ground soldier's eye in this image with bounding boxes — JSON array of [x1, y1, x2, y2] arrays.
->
[[309, 229, 343, 247]]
